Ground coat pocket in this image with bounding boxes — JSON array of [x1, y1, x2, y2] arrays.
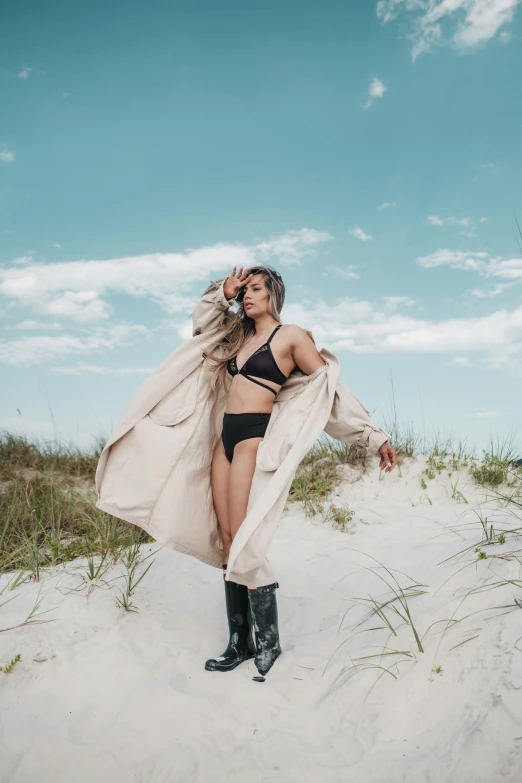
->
[[147, 369, 200, 426]]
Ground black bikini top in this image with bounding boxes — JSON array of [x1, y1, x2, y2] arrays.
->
[[227, 324, 288, 395]]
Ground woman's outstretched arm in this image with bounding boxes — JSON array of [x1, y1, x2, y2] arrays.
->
[[324, 380, 396, 470]]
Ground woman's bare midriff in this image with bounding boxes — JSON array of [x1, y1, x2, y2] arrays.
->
[[225, 374, 284, 414]]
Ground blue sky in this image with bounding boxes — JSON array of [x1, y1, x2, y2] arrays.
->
[[1, 0, 521, 457]]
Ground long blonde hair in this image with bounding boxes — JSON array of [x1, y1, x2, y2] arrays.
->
[[201, 265, 286, 393]]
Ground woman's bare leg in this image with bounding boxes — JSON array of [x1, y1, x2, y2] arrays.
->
[[211, 437, 232, 564], [228, 437, 264, 588]]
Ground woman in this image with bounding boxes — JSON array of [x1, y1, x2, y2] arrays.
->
[[199, 264, 396, 680], [203, 265, 327, 679], [95, 264, 396, 683]]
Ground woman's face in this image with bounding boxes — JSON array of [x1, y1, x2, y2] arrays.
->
[[242, 274, 269, 317]]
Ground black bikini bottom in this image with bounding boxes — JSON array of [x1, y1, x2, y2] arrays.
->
[[221, 412, 271, 463]]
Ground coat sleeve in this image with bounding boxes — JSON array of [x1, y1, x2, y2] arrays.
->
[[191, 277, 236, 337], [323, 379, 390, 454]]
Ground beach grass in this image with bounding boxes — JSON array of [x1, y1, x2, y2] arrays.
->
[[1, 427, 520, 579], [0, 432, 153, 579]]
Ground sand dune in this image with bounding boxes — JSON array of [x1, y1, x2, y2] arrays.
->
[[1, 454, 521, 782]]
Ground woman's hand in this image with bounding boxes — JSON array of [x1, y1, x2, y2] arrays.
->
[[223, 266, 253, 300], [378, 442, 397, 472]]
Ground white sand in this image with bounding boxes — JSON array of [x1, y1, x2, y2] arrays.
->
[[1, 455, 521, 782]]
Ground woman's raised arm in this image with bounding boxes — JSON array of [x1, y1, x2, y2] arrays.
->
[[191, 278, 236, 337], [191, 267, 254, 336]]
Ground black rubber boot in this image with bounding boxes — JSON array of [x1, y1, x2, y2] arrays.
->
[[247, 581, 282, 682], [204, 566, 256, 672]]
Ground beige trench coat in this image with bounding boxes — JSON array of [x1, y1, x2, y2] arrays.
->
[[95, 278, 390, 588]]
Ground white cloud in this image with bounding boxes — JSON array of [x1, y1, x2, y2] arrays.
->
[[376, 0, 427, 24], [0, 324, 150, 366], [283, 296, 522, 373], [376, 0, 522, 61], [350, 226, 373, 242], [425, 215, 477, 235], [45, 290, 114, 322], [363, 77, 388, 109], [0, 229, 332, 324], [426, 215, 445, 227], [3, 237, 522, 374], [11, 320, 63, 331], [378, 201, 397, 210], [12, 254, 35, 266], [0, 145, 15, 164], [468, 411, 499, 418], [253, 228, 332, 266], [18, 67, 34, 79], [51, 362, 155, 376], [53, 243, 61, 249], [470, 282, 513, 297], [449, 356, 471, 365], [416, 248, 522, 280], [322, 265, 361, 280], [382, 295, 416, 307], [426, 214, 471, 228]]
